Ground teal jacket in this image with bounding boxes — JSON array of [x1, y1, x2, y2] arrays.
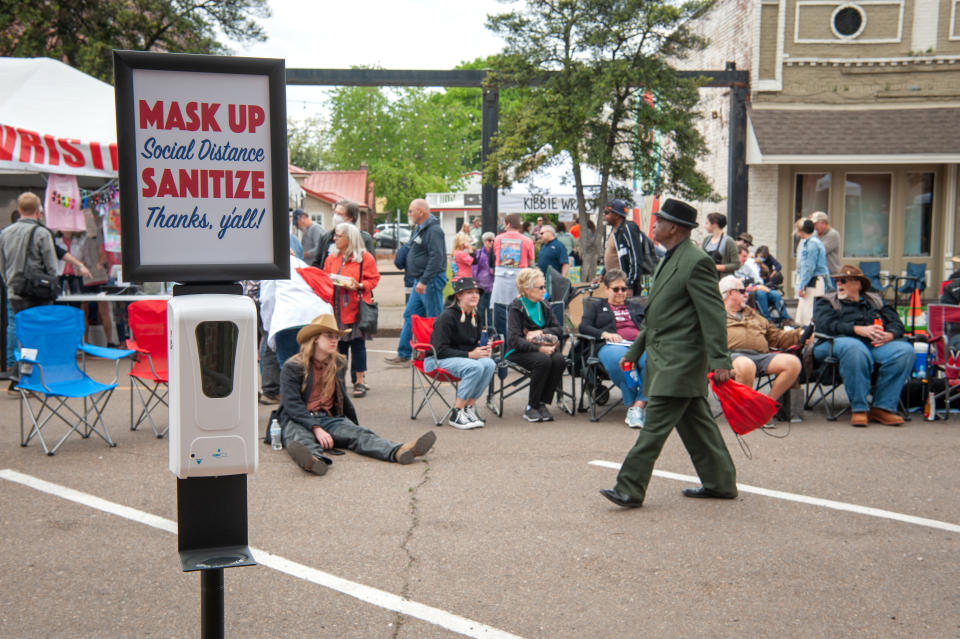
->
[[625, 239, 731, 397]]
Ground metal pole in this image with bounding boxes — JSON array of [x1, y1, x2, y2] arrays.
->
[[201, 568, 224, 639], [481, 85, 500, 235], [725, 61, 749, 237]]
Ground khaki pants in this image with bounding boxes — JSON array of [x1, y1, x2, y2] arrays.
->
[[795, 277, 825, 325]]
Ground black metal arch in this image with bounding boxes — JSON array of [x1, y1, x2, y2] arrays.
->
[[286, 65, 749, 235]]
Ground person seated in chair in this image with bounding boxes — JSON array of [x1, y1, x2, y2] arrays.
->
[[733, 245, 790, 324], [279, 314, 436, 475], [940, 255, 960, 305], [719, 275, 804, 404], [812, 265, 915, 427], [425, 277, 496, 430], [578, 269, 648, 428], [507, 268, 566, 423]]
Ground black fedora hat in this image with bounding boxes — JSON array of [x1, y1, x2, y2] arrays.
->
[[655, 199, 698, 229]]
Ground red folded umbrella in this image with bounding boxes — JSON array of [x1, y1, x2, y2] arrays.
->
[[296, 266, 335, 304], [708, 372, 780, 435]]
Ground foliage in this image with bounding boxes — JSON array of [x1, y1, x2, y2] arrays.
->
[[324, 82, 475, 213], [0, 0, 270, 82], [485, 0, 717, 278], [287, 116, 328, 172]]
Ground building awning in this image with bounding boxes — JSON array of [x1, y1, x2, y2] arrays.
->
[[746, 106, 960, 165]]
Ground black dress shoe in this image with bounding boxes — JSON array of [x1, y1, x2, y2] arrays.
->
[[600, 488, 643, 508], [682, 486, 737, 499]]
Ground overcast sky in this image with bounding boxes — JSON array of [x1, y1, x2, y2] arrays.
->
[[235, 0, 508, 120]]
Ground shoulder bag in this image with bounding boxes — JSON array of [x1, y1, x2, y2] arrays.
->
[[355, 253, 379, 335], [5, 225, 59, 301]]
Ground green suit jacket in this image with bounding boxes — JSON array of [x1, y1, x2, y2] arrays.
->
[[625, 238, 731, 397]]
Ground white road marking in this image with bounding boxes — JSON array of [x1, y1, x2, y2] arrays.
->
[[0, 468, 523, 639], [589, 460, 960, 533]]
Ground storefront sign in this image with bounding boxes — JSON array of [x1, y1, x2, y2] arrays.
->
[[114, 51, 289, 282], [499, 193, 579, 215]]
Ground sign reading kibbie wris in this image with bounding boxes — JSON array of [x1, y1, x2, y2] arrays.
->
[[114, 51, 289, 282]]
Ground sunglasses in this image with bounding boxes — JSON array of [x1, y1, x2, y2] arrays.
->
[[837, 278, 854, 284], [532, 284, 546, 290], [610, 286, 629, 293]]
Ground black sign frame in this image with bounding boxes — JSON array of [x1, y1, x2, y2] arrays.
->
[[114, 50, 289, 282]]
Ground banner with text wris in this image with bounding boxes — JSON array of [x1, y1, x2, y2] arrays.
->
[[113, 51, 289, 282]]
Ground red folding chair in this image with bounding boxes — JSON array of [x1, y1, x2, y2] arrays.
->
[[126, 300, 169, 437], [925, 304, 960, 419], [409, 315, 461, 425]]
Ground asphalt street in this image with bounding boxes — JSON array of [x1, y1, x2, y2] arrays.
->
[[1, 342, 958, 638]]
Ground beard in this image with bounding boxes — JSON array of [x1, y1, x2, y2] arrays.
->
[[837, 290, 849, 300]]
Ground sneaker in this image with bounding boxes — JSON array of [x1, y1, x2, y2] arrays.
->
[[384, 355, 410, 366], [538, 404, 555, 422], [626, 405, 645, 428], [449, 408, 483, 430], [395, 431, 438, 463], [463, 405, 485, 425], [523, 406, 543, 422], [258, 392, 280, 405]]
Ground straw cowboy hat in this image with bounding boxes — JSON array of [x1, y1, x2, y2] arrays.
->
[[831, 264, 872, 291], [296, 314, 349, 344]]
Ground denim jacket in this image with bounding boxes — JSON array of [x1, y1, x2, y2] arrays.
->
[[796, 235, 834, 292]]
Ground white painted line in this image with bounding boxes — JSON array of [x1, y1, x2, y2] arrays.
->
[[0, 469, 523, 639], [589, 460, 960, 534]]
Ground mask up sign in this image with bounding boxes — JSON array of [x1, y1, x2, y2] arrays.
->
[[114, 52, 289, 282]]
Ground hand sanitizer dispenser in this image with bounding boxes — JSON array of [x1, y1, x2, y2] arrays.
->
[[168, 294, 258, 478]]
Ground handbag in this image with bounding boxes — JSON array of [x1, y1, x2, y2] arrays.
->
[[5, 225, 59, 301], [355, 254, 379, 335]]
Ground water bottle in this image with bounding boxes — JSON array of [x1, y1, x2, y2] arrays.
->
[[621, 360, 641, 391], [270, 418, 282, 451]]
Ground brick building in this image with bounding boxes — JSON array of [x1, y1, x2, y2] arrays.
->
[[677, 0, 960, 294]]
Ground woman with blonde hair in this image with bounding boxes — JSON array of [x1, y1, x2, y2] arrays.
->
[[506, 268, 566, 422], [322, 222, 380, 397], [451, 232, 474, 281], [278, 314, 436, 475]]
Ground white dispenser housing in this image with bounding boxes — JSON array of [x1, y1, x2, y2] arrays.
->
[[168, 294, 258, 478]]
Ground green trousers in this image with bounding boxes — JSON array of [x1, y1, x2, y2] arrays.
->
[[615, 394, 737, 503]]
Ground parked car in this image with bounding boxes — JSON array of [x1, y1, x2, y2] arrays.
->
[[374, 225, 412, 249]]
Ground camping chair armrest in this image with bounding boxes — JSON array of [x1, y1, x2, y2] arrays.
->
[[813, 333, 836, 357], [14, 351, 40, 366], [80, 343, 135, 360], [411, 342, 437, 363], [125, 338, 149, 354]]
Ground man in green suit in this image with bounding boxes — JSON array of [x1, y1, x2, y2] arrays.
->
[[600, 199, 738, 508]]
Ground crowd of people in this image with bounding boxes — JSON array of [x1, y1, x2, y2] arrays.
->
[[4, 187, 952, 491]]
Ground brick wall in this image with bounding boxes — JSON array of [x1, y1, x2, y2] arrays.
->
[[672, 0, 756, 245]]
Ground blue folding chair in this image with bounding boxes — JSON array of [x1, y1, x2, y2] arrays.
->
[[897, 262, 927, 295], [859, 261, 893, 297], [15, 305, 133, 455]]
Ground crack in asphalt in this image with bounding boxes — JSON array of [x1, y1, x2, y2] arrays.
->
[[391, 460, 431, 639]]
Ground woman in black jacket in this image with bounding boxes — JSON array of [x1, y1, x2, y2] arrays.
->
[[279, 314, 435, 475], [425, 277, 496, 429], [578, 269, 648, 428], [506, 268, 566, 422]]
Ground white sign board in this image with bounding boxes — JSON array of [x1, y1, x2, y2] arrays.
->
[[114, 52, 288, 282], [499, 193, 580, 215]]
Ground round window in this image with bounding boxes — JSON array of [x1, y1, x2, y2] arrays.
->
[[832, 5, 865, 38]]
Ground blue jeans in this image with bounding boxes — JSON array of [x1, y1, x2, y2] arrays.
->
[[813, 337, 915, 412], [397, 276, 447, 359], [275, 327, 302, 369], [424, 356, 496, 400], [754, 289, 788, 321], [597, 344, 647, 406]]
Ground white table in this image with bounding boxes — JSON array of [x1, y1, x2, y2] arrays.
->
[[58, 293, 172, 303]]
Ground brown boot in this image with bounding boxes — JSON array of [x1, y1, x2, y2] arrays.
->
[[850, 412, 868, 427], [868, 407, 905, 426], [286, 441, 330, 475], [395, 431, 437, 464]]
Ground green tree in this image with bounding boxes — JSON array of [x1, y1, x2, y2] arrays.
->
[[287, 116, 328, 172], [325, 84, 473, 213], [0, 0, 270, 82], [486, 0, 717, 279]]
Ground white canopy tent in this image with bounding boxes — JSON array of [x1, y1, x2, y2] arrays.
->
[[0, 57, 118, 178]]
